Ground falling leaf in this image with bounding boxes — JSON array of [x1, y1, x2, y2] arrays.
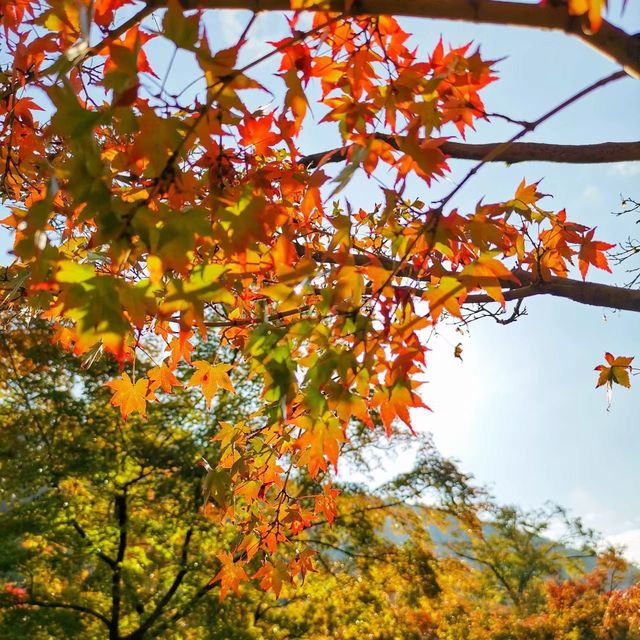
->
[[595, 353, 634, 389]]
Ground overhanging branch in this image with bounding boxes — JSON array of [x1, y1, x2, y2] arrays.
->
[[187, 0, 640, 78], [295, 248, 640, 314], [301, 138, 640, 168], [466, 271, 640, 312]]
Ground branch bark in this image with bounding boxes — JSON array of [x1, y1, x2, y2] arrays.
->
[[466, 271, 640, 312], [295, 248, 640, 314], [185, 0, 640, 78], [301, 138, 640, 168], [110, 489, 129, 640]]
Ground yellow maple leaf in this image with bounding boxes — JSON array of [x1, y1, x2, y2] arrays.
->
[[568, 0, 606, 32], [425, 276, 466, 321], [106, 372, 154, 420], [187, 361, 235, 407]]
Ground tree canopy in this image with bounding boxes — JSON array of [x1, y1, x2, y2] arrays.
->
[[1, 320, 639, 639], [0, 0, 638, 595]]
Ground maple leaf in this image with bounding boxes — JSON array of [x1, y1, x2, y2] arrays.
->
[[314, 484, 340, 524], [460, 256, 518, 307], [578, 228, 614, 280], [395, 137, 448, 186], [212, 552, 248, 599], [294, 415, 346, 478], [106, 372, 154, 420], [147, 365, 182, 394], [168, 335, 193, 367], [187, 361, 235, 407], [237, 114, 279, 155], [372, 383, 427, 436], [253, 560, 290, 598], [94, 0, 130, 27], [595, 353, 634, 389], [425, 276, 466, 321]]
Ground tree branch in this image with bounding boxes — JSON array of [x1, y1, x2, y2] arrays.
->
[[123, 528, 194, 640], [185, 0, 640, 78], [305, 537, 394, 562], [292, 245, 640, 314], [0, 599, 111, 628], [141, 581, 217, 638], [0, 3, 159, 102], [448, 545, 522, 606], [70, 518, 117, 570], [466, 270, 640, 313], [301, 138, 640, 168], [110, 489, 128, 640]]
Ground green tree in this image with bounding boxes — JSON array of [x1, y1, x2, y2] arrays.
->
[[0, 316, 476, 638], [0, 316, 261, 639], [1, 317, 637, 640]]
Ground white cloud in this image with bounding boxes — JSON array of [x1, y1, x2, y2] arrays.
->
[[581, 184, 603, 203], [608, 162, 640, 178], [607, 529, 640, 564]]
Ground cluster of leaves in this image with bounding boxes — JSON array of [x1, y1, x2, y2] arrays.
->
[[0, 0, 631, 593], [1, 322, 638, 639]]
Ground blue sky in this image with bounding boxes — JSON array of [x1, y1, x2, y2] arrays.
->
[[2, 1, 639, 557]]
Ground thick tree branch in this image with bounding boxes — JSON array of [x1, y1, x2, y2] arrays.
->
[[466, 270, 640, 312], [301, 138, 640, 168], [185, 0, 640, 77], [440, 69, 627, 208], [292, 246, 640, 314], [317, 249, 640, 315], [4, 0, 635, 105], [208, 242, 640, 319], [110, 489, 128, 640]]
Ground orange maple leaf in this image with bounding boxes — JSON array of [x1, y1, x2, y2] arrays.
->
[[578, 228, 614, 280], [106, 372, 154, 420], [212, 552, 248, 599], [148, 365, 182, 393], [253, 560, 290, 598], [187, 361, 235, 407], [237, 114, 279, 156]]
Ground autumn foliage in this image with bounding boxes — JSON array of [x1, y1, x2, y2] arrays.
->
[[0, 0, 636, 598], [0, 321, 638, 638]]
